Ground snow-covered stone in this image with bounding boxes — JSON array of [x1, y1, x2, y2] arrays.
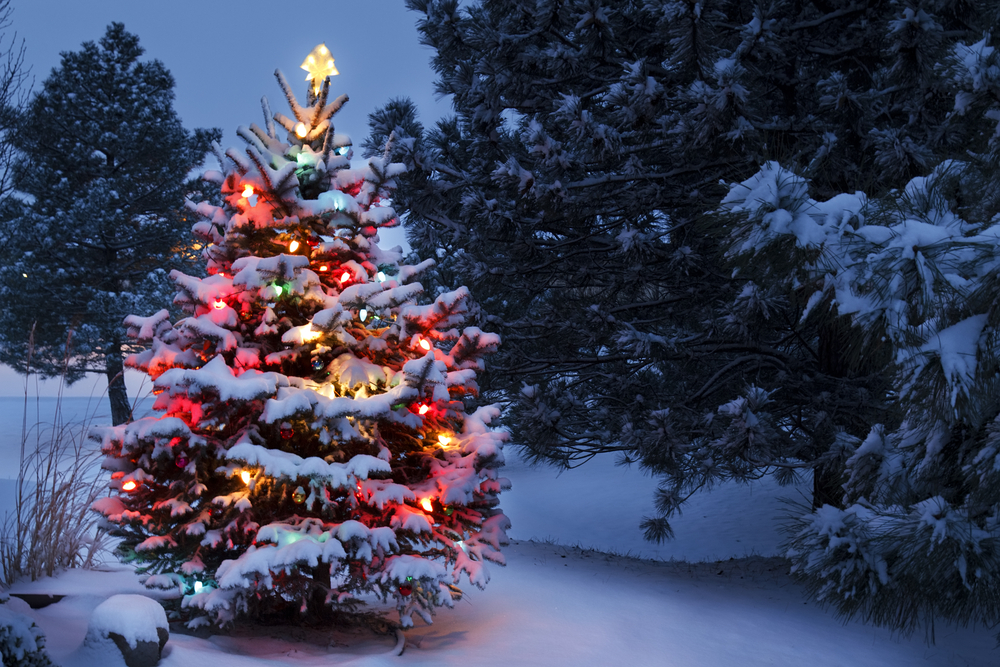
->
[[84, 595, 168, 667]]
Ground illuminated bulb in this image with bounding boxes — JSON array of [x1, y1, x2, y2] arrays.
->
[[359, 309, 368, 321], [121, 480, 138, 492], [193, 581, 204, 594], [302, 324, 321, 342], [242, 185, 254, 197], [319, 265, 329, 272], [419, 339, 431, 351], [420, 498, 433, 512], [376, 271, 386, 282], [295, 122, 308, 138], [212, 300, 225, 310], [418, 404, 430, 415], [288, 240, 300, 252], [240, 470, 251, 484], [438, 435, 452, 447], [21, 273, 27, 278], [340, 271, 351, 282]]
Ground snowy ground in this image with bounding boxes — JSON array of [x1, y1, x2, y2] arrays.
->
[[8, 542, 996, 667], [0, 400, 997, 665]]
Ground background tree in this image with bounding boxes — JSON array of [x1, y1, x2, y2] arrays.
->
[[94, 59, 509, 631], [0, 23, 219, 424], [0, 0, 28, 204], [371, 0, 1000, 530]]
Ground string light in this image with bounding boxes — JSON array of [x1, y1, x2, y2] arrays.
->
[[420, 498, 433, 512], [340, 271, 351, 282], [319, 265, 329, 272], [193, 581, 204, 594], [288, 240, 300, 252], [376, 271, 387, 282], [419, 339, 431, 351], [438, 435, 452, 447], [212, 300, 226, 310], [418, 404, 430, 415], [122, 480, 138, 492], [295, 122, 308, 138], [242, 185, 254, 197], [359, 309, 368, 321], [240, 470, 252, 484]]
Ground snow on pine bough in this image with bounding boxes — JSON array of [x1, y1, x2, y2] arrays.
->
[[90, 45, 510, 637]]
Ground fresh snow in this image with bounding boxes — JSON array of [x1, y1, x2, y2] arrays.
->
[[0, 446, 995, 664], [6, 543, 995, 667]]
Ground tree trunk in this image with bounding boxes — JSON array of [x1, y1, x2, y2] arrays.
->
[[812, 464, 844, 510], [105, 337, 132, 426]]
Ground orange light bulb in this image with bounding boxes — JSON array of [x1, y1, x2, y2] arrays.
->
[[318, 265, 329, 272], [420, 498, 433, 512], [288, 240, 300, 253], [295, 122, 308, 138], [242, 185, 254, 197], [121, 480, 138, 492], [419, 339, 431, 351], [438, 435, 452, 447], [240, 470, 252, 484]]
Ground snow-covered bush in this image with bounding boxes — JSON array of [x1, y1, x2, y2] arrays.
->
[[0, 595, 54, 667]]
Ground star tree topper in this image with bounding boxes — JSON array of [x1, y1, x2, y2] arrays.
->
[[301, 43, 338, 94]]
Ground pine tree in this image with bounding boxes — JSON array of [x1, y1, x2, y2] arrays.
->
[[0, 23, 219, 424], [92, 51, 509, 630], [375, 0, 1000, 539], [720, 34, 1000, 635]]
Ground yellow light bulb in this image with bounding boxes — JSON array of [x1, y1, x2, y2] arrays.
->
[[122, 480, 138, 492], [242, 185, 254, 197], [288, 240, 300, 252], [419, 339, 431, 351], [319, 265, 329, 272], [240, 470, 251, 484], [438, 435, 452, 447], [295, 122, 308, 138], [420, 498, 433, 512]]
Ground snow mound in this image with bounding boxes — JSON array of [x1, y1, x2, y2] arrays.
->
[[85, 595, 167, 649]]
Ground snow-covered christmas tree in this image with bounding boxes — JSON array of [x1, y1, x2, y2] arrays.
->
[[92, 46, 509, 630]]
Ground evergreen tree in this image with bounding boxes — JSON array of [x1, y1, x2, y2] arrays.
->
[[0, 23, 219, 424], [720, 34, 1000, 635], [373, 1, 1000, 538], [93, 53, 509, 630]]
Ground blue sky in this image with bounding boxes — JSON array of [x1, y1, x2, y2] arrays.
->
[[3, 0, 452, 396]]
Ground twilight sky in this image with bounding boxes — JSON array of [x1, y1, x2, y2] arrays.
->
[[3, 0, 453, 397]]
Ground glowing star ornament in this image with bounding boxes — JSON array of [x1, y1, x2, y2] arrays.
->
[[301, 44, 338, 94]]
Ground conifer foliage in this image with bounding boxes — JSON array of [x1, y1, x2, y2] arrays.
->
[[0, 24, 218, 424], [92, 57, 509, 629]]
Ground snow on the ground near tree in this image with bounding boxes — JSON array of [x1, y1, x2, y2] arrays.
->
[[502, 449, 810, 561], [8, 542, 995, 667], [0, 398, 996, 664]]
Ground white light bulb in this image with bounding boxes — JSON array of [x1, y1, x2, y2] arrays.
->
[[376, 271, 386, 282], [360, 309, 368, 321]]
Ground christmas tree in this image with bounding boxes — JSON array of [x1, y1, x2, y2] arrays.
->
[[92, 46, 509, 630]]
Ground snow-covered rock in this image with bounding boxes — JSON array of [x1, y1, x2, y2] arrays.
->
[[84, 595, 168, 667]]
